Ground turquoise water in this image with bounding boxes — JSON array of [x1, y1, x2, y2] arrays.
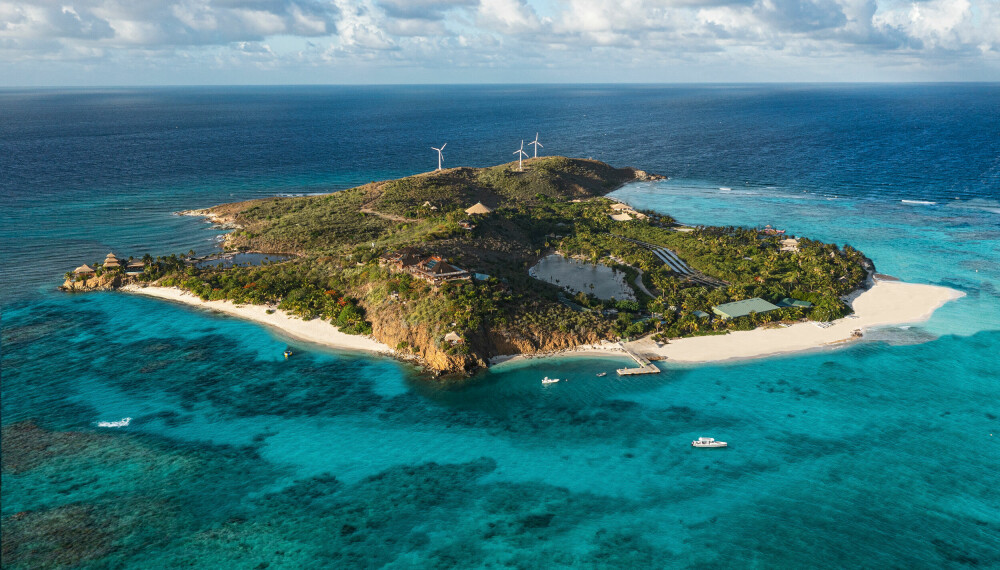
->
[[3, 86, 999, 568]]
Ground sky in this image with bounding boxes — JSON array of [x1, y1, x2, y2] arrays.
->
[[2, 0, 999, 85]]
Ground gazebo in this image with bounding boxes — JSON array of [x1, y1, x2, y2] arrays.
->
[[74, 264, 95, 278], [464, 202, 493, 215]]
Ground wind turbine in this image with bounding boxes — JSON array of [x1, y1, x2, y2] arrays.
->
[[513, 140, 528, 172], [432, 143, 446, 171], [528, 132, 542, 158]]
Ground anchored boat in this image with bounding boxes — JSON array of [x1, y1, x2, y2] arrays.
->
[[97, 417, 132, 428], [692, 437, 727, 448]]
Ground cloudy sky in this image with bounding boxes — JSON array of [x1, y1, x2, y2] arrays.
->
[[2, 0, 998, 85]]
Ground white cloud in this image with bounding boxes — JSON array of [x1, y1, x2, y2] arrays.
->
[[1, 0, 998, 83]]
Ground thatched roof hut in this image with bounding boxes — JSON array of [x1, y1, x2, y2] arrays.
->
[[74, 264, 95, 275], [464, 202, 493, 215], [103, 252, 121, 268]]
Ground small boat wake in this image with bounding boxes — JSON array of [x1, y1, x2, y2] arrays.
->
[[97, 417, 132, 428], [901, 199, 937, 205]]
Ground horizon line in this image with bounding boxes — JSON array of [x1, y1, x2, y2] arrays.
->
[[3, 80, 999, 90]]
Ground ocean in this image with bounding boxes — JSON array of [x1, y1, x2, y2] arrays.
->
[[2, 85, 998, 568]]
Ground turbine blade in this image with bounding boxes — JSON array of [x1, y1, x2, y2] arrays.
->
[[441, 143, 446, 150]]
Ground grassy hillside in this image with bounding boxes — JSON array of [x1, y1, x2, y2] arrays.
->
[[212, 157, 644, 253]]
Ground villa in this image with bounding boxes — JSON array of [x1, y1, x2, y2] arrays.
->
[[609, 202, 647, 221], [412, 256, 471, 283], [780, 238, 800, 252], [712, 298, 780, 319], [380, 249, 471, 284]]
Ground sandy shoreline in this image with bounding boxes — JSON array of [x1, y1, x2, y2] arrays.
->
[[494, 280, 964, 367], [125, 279, 962, 371], [121, 285, 393, 356]]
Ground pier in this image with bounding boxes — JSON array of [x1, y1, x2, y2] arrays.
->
[[616, 344, 661, 376]]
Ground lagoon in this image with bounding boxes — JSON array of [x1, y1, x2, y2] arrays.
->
[[529, 254, 636, 301]]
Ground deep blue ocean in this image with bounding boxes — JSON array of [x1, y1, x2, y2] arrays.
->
[[2, 85, 998, 568]]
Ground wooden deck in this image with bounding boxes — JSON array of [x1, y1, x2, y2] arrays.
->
[[616, 344, 661, 376]]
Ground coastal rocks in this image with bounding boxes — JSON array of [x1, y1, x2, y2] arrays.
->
[[629, 169, 666, 182], [484, 327, 605, 359], [367, 311, 486, 375], [59, 273, 125, 292]]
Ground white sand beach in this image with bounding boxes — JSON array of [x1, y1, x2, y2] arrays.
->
[[127, 279, 961, 369], [494, 280, 964, 367], [628, 280, 964, 364], [121, 285, 393, 355]]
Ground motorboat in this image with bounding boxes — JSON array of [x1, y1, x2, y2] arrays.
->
[[596, 372, 607, 377], [541, 376, 560, 384], [97, 417, 132, 428], [692, 437, 727, 448]]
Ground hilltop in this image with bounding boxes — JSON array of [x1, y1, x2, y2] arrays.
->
[[65, 157, 871, 376]]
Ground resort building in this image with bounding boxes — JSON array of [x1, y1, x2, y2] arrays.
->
[[712, 298, 780, 319], [608, 202, 647, 221], [380, 249, 471, 284], [74, 264, 95, 278], [103, 252, 121, 269], [443, 332, 463, 345], [465, 202, 493, 215], [412, 256, 470, 284], [379, 248, 423, 270], [778, 298, 813, 308], [780, 238, 800, 253], [125, 261, 145, 275]]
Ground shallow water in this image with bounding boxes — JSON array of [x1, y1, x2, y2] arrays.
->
[[2, 85, 999, 568]]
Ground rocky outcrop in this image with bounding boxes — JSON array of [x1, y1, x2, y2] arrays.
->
[[366, 310, 485, 375], [629, 169, 667, 182], [60, 273, 127, 292], [478, 326, 605, 359]]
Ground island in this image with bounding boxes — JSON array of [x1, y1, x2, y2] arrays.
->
[[61, 157, 962, 375]]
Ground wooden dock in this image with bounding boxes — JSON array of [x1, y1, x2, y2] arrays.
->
[[616, 344, 661, 376]]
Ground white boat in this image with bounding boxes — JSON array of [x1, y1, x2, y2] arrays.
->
[[692, 437, 727, 448], [97, 417, 132, 428], [541, 376, 560, 384], [596, 372, 607, 377]]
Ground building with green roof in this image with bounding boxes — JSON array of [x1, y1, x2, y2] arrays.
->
[[778, 297, 813, 308], [712, 298, 781, 319]]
